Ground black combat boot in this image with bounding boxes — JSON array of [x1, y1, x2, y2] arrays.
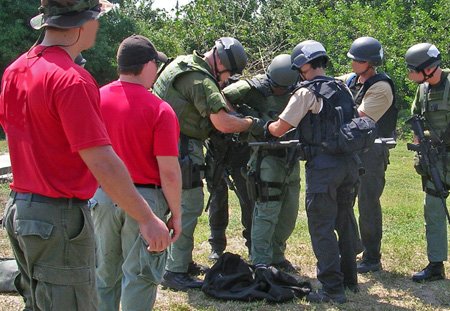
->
[[161, 271, 203, 291], [412, 262, 445, 282], [187, 261, 210, 276], [357, 260, 382, 273], [306, 289, 347, 304], [271, 259, 300, 274]]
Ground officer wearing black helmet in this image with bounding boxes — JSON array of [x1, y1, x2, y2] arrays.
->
[[206, 54, 301, 271], [265, 40, 360, 303], [337, 37, 398, 274], [153, 37, 265, 291], [406, 43, 448, 282]]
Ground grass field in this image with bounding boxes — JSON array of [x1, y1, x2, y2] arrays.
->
[[0, 141, 449, 310]]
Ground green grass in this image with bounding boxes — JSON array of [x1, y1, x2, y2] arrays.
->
[[0, 140, 449, 310], [0, 141, 8, 154]]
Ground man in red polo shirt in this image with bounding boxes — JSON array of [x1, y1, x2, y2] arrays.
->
[[92, 35, 181, 311], [0, 2, 170, 310]]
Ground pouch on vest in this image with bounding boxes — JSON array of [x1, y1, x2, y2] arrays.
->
[[322, 107, 377, 155]]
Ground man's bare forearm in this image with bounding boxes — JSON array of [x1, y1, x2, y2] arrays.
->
[[157, 156, 182, 219]]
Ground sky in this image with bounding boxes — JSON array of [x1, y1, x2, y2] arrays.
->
[[152, 0, 193, 11]]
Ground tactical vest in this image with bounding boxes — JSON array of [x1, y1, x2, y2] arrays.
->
[[296, 77, 356, 147], [153, 54, 220, 141], [245, 74, 292, 121], [346, 73, 398, 138], [419, 69, 450, 143]]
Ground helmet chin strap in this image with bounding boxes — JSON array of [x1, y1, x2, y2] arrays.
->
[[212, 47, 228, 82], [420, 66, 438, 83]]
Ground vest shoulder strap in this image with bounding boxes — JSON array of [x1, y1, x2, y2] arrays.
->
[[247, 74, 273, 97], [442, 73, 450, 108], [345, 73, 358, 88], [180, 57, 218, 85], [293, 77, 338, 100], [354, 73, 395, 107]]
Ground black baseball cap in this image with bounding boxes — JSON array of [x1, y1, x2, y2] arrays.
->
[[117, 35, 168, 68]]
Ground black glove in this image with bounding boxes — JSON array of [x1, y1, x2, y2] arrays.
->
[[246, 116, 265, 138], [263, 120, 277, 141]]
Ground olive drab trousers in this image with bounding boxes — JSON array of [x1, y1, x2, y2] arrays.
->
[[357, 143, 390, 263], [421, 152, 450, 262], [3, 193, 97, 311], [249, 153, 301, 265], [166, 139, 205, 273], [305, 154, 359, 293], [92, 187, 169, 311]]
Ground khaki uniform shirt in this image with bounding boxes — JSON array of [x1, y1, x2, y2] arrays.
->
[[337, 73, 393, 122], [278, 88, 323, 127]]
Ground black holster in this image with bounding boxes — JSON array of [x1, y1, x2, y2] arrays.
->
[[179, 156, 203, 189]]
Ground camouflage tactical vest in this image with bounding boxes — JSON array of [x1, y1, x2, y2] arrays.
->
[[153, 54, 220, 140], [245, 74, 292, 121], [419, 69, 450, 143]]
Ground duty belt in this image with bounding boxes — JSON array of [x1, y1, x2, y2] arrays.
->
[[134, 183, 162, 189]]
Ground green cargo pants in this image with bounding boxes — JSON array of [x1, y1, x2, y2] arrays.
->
[[92, 187, 169, 311], [166, 138, 205, 273], [418, 152, 450, 262], [250, 154, 301, 265], [3, 192, 97, 311]]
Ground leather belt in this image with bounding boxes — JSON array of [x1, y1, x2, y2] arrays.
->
[[11, 191, 88, 205], [134, 183, 161, 189]]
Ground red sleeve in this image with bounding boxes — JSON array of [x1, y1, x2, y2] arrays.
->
[[153, 102, 179, 156], [56, 79, 111, 152]]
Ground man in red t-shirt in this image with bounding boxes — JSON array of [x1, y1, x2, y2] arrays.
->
[[0, 2, 171, 310], [92, 35, 182, 311]]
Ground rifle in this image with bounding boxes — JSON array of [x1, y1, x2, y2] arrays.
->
[[248, 140, 302, 149], [406, 114, 450, 224], [374, 138, 397, 149], [204, 133, 246, 211]]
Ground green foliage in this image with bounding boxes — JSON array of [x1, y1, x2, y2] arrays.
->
[[1, 0, 449, 107], [0, 0, 40, 73]]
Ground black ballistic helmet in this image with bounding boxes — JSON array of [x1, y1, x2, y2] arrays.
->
[[347, 36, 383, 66], [267, 54, 299, 87], [291, 40, 328, 70], [405, 43, 441, 72], [215, 37, 247, 75]]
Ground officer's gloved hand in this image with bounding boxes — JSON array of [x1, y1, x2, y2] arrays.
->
[[263, 121, 277, 141], [246, 116, 265, 139], [413, 153, 428, 176]]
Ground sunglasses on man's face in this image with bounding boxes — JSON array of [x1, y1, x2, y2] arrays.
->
[[352, 59, 367, 64]]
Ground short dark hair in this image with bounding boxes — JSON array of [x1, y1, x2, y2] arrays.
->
[[309, 56, 328, 69], [118, 64, 145, 76]]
